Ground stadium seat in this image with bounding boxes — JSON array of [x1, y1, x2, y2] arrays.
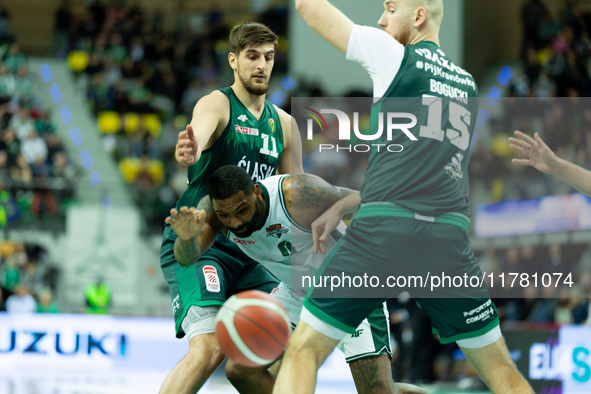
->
[[148, 160, 165, 185], [98, 111, 121, 134], [67, 50, 90, 72], [118, 157, 140, 184], [143, 114, 162, 137], [123, 112, 140, 134]]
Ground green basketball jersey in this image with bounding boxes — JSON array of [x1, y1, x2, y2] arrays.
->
[[176, 86, 284, 210], [361, 42, 479, 217], [162, 87, 284, 260]]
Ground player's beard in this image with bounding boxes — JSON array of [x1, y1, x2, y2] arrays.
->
[[237, 66, 269, 96], [229, 201, 265, 238], [393, 22, 412, 46]]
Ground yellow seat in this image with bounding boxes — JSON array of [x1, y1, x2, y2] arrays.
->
[[118, 157, 140, 183], [0, 240, 14, 258], [148, 160, 165, 185], [143, 114, 162, 137], [491, 133, 512, 157], [123, 112, 140, 134], [67, 51, 90, 72], [97, 111, 121, 134]]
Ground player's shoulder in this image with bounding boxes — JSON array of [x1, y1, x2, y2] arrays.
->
[[194, 90, 230, 112], [260, 174, 289, 189], [272, 104, 291, 123]]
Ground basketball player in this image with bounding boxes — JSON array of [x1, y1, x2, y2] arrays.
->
[[166, 165, 427, 394], [509, 130, 591, 196], [159, 22, 303, 393], [273, 1, 534, 393]]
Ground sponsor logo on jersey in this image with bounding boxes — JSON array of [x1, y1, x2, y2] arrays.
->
[[463, 299, 495, 324], [171, 294, 181, 315], [203, 266, 220, 292], [266, 223, 289, 238], [237, 114, 248, 122], [351, 329, 364, 338], [235, 125, 259, 136], [444, 153, 464, 181], [233, 238, 256, 246], [268, 118, 276, 133]]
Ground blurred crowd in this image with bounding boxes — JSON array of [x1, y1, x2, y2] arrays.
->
[[59, 0, 289, 230], [0, 35, 78, 227], [469, 0, 591, 205], [0, 240, 60, 313]]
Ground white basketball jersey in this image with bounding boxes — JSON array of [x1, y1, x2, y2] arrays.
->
[[226, 175, 346, 287]]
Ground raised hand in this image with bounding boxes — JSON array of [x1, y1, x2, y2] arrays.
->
[[508, 130, 558, 175], [175, 125, 199, 166], [165, 206, 206, 241]]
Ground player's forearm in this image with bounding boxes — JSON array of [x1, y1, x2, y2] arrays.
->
[[174, 237, 202, 266], [553, 158, 591, 197], [332, 191, 361, 217]]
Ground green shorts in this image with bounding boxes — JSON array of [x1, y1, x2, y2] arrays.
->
[[161, 225, 279, 337], [304, 203, 499, 345]]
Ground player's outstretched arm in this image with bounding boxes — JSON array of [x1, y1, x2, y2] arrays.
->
[[295, 0, 354, 53], [509, 130, 591, 196], [311, 191, 361, 255], [276, 106, 304, 175], [175, 92, 229, 167], [166, 196, 221, 266]]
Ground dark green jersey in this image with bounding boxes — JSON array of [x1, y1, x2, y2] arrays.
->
[[162, 87, 284, 261], [361, 42, 479, 217], [176, 86, 284, 211]]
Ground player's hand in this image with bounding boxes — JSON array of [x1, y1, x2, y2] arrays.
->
[[165, 206, 206, 241], [508, 130, 558, 175], [175, 125, 199, 166], [311, 207, 342, 255]]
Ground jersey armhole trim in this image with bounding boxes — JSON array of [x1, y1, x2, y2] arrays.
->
[[202, 90, 232, 154], [375, 46, 409, 103], [279, 176, 311, 233]]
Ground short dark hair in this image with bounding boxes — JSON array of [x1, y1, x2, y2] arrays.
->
[[209, 165, 254, 201], [229, 22, 278, 55]]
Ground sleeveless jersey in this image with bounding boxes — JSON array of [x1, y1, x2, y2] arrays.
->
[[226, 175, 346, 287], [163, 87, 285, 256], [360, 42, 479, 218]]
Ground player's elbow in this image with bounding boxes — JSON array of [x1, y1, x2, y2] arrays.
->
[[176, 258, 192, 267], [295, 0, 311, 15]]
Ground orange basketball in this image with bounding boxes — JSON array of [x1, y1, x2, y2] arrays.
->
[[215, 290, 292, 367]]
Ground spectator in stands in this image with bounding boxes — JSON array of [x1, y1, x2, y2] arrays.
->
[[49, 0, 72, 56], [0, 127, 19, 167], [10, 153, 32, 184], [6, 283, 36, 313], [85, 278, 111, 314], [128, 78, 153, 113], [521, 0, 549, 56], [0, 65, 14, 105], [5, 43, 26, 74], [10, 106, 34, 141], [509, 130, 591, 197], [0, 252, 20, 297], [21, 129, 48, 172], [22, 260, 43, 297], [37, 288, 59, 313]]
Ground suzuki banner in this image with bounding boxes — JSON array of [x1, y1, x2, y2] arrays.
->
[[0, 312, 189, 373]]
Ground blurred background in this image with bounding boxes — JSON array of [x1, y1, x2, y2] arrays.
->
[[1, 0, 591, 393]]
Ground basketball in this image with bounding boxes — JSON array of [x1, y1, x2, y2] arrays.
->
[[215, 290, 292, 367]]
